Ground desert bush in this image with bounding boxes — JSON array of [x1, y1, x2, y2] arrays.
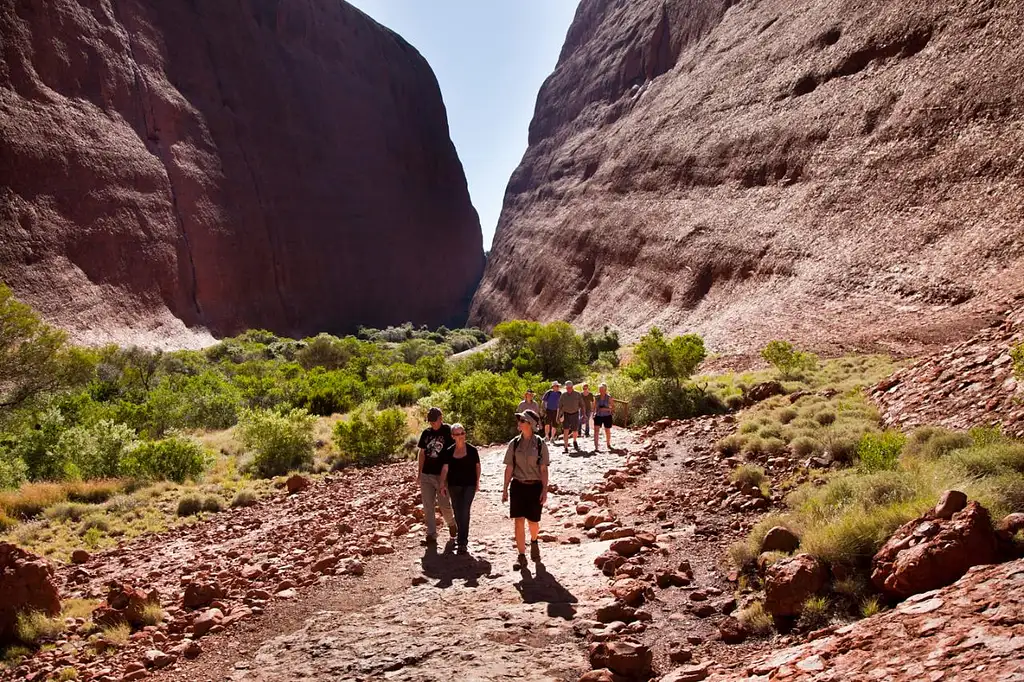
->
[[799, 596, 831, 628], [761, 340, 818, 380], [718, 434, 744, 456], [627, 328, 706, 382], [857, 430, 906, 472], [289, 369, 364, 416], [736, 601, 773, 635], [100, 622, 131, 646], [1012, 343, 1024, 378], [731, 464, 767, 491], [120, 435, 209, 483], [238, 408, 316, 478], [176, 494, 203, 517], [230, 489, 258, 508], [0, 510, 15, 532], [295, 334, 359, 371], [16, 611, 65, 645], [790, 436, 819, 458], [60, 598, 100, 620], [447, 370, 535, 443], [201, 495, 223, 513], [902, 427, 971, 460], [77, 514, 110, 535], [0, 482, 69, 519], [332, 407, 409, 467], [860, 596, 882, 618], [44, 502, 94, 522], [139, 602, 164, 626]]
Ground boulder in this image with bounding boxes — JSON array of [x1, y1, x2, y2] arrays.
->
[[191, 608, 224, 637], [0, 542, 61, 643], [998, 513, 1024, 537], [745, 381, 786, 405], [286, 475, 311, 494], [595, 600, 640, 624], [871, 501, 999, 599], [760, 527, 800, 553], [718, 616, 748, 644], [579, 670, 625, 682], [588, 639, 653, 678], [92, 582, 158, 629], [71, 549, 91, 565], [610, 537, 643, 557], [183, 580, 225, 610], [610, 578, 650, 607], [764, 554, 827, 617], [660, 662, 712, 682], [933, 490, 968, 519]]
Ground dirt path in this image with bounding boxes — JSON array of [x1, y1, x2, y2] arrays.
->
[[153, 430, 641, 682]]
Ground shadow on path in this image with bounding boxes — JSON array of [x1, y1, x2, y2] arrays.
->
[[514, 549, 579, 620], [420, 542, 492, 588]]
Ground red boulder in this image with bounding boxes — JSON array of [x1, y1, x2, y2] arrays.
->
[[0, 542, 61, 643]]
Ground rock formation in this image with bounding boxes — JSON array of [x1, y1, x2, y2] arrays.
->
[[472, 0, 1024, 352], [0, 542, 61, 644], [0, 0, 483, 347]]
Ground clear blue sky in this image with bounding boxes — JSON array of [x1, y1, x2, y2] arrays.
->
[[346, 1, 580, 249]]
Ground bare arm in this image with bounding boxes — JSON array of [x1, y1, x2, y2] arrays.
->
[[475, 462, 482, 491], [440, 463, 449, 493], [540, 464, 549, 505], [502, 464, 513, 501], [417, 449, 425, 479]]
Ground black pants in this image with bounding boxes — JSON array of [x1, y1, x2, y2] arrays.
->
[[449, 485, 476, 548]]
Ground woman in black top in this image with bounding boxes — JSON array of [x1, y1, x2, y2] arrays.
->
[[440, 423, 481, 555]]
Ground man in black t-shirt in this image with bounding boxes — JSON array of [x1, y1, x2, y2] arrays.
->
[[417, 407, 456, 542]]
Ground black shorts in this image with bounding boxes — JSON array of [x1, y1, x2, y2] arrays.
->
[[510, 479, 543, 522], [562, 411, 580, 431], [594, 414, 613, 428], [545, 409, 559, 427]]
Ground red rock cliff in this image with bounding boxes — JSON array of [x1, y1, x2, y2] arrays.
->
[[0, 0, 483, 346], [472, 0, 1024, 353]]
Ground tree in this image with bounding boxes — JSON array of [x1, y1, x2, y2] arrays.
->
[[531, 321, 586, 380], [0, 284, 94, 418], [630, 328, 707, 386], [761, 340, 818, 380]]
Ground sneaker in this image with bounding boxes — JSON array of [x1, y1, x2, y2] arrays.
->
[[573, 440, 580, 452], [513, 553, 528, 570]]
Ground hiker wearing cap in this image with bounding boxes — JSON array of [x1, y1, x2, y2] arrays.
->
[[417, 407, 456, 543], [581, 383, 595, 438], [517, 389, 540, 416], [502, 409, 550, 571], [439, 423, 480, 555], [557, 381, 585, 453], [541, 382, 562, 442], [594, 383, 615, 451]]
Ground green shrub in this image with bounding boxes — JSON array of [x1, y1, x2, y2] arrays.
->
[[736, 601, 773, 635], [333, 406, 409, 467], [139, 602, 164, 627], [632, 379, 719, 425], [139, 371, 242, 436], [902, 427, 971, 460], [15, 611, 65, 645], [800, 596, 831, 628], [1012, 343, 1023, 378], [289, 369, 363, 416], [77, 514, 110, 535], [731, 464, 767, 490], [627, 328, 706, 382], [176, 494, 203, 517], [201, 495, 223, 513], [790, 436, 819, 458], [860, 596, 882, 618], [120, 435, 209, 483], [295, 334, 359, 371], [238, 408, 316, 478], [44, 502, 94, 522], [857, 430, 906, 472], [777, 408, 798, 424], [230, 489, 258, 508], [447, 370, 535, 443], [761, 340, 818, 380]]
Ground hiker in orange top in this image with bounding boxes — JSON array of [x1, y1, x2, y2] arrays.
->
[[502, 409, 550, 571]]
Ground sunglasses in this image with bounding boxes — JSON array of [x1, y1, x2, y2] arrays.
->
[[453, 431, 466, 436]]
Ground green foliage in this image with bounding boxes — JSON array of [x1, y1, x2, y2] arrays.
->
[[137, 371, 241, 437], [492, 320, 585, 379], [761, 340, 818, 380], [230, 488, 258, 508], [0, 284, 95, 418], [857, 430, 906, 472], [447, 370, 536, 443], [736, 601, 773, 635], [120, 435, 209, 483], [15, 610, 65, 645], [332, 407, 409, 467], [582, 327, 620, 362], [0, 446, 27, 490], [295, 334, 360, 370], [1012, 343, 1024, 378], [52, 420, 137, 480], [201, 495, 223, 513], [800, 596, 831, 628], [628, 328, 707, 384], [176, 494, 203, 517], [238, 408, 316, 478], [903, 427, 972, 460], [731, 464, 768, 491], [289, 369, 364, 416], [631, 378, 724, 425]]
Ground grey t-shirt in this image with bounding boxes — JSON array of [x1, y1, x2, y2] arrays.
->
[[558, 391, 585, 414], [504, 435, 550, 482], [517, 399, 540, 414]]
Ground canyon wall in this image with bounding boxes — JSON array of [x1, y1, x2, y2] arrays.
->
[[1, 0, 483, 346], [473, 0, 1024, 354]]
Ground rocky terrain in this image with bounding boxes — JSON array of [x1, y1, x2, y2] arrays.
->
[[0, 0, 483, 346], [473, 0, 1024, 353], [873, 301, 1024, 436]]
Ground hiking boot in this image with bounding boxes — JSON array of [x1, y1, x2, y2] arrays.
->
[[530, 542, 541, 561], [456, 545, 468, 556], [573, 440, 580, 452], [513, 553, 528, 570]]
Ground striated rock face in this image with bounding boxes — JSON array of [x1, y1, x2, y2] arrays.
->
[[473, 0, 1024, 352], [0, 0, 483, 346]]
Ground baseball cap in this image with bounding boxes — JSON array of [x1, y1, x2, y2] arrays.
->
[[525, 388, 534, 394], [515, 409, 540, 428], [565, 381, 574, 387], [426, 407, 442, 421]]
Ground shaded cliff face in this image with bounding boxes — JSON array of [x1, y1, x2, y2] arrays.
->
[[0, 0, 483, 346], [473, 0, 1024, 354]]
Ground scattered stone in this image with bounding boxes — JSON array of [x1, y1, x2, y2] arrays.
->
[[183, 580, 225, 610], [933, 490, 968, 520], [764, 554, 827, 617], [760, 526, 800, 553], [71, 549, 91, 565], [588, 639, 653, 678], [142, 649, 175, 669], [659, 661, 711, 682], [191, 608, 224, 637], [610, 538, 643, 557], [579, 669, 623, 682], [718, 616, 749, 644], [286, 474, 311, 494]]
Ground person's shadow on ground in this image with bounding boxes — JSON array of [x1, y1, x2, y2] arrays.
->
[[514, 546, 578, 620], [420, 541, 492, 589]]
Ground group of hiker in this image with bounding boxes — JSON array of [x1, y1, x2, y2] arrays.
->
[[415, 382, 615, 569]]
